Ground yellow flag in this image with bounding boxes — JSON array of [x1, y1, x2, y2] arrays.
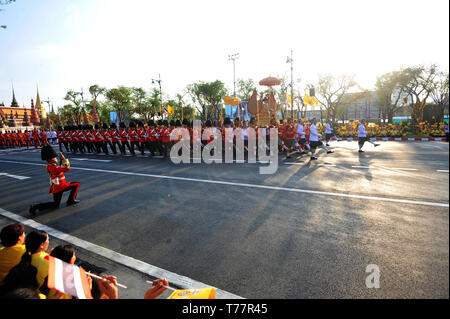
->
[[304, 94, 318, 107], [286, 94, 292, 105], [167, 105, 174, 114], [167, 288, 215, 299]]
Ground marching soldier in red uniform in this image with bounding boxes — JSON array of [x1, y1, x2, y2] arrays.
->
[[32, 128, 41, 148], [101, 123, 112, 155], [109, 123, 121, 155], [146, 120, 157, 156], [29, 145, 80, 216], [129, 121, 139, 155], [40, 129, 49, 146], [137, 121, 147, 155], [119, 122, 131, 155]]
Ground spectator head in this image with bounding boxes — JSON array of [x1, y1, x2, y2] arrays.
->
[[20, 230, 49, 267], [0, 263, 39, 296], [0, 223, 25, 247], [1, 288, 40, 299], [50, 245, 76, 264]]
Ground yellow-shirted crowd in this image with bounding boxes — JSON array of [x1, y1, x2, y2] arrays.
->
[[0, 222, 169, 299]]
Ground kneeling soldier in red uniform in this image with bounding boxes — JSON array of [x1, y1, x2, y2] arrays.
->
[[29, 145, 80, 216]]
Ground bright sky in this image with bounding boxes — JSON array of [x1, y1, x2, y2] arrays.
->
[[0, 0, 448, 111]]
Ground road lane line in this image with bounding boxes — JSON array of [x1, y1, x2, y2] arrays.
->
[[0, 172, 30, 180], [0, 208, 243, 299], [437, 170, 449, 173], [0, 159, 448, 208]]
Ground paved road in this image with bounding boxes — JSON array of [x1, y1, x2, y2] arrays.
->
[[0, 141, 448, 298]]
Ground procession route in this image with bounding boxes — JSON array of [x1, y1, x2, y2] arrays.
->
[[0, 207, 243, 299], [0, 159, 448, 208]]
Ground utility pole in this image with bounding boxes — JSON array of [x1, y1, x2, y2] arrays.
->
[[152, 74, 162, 118], [286, 50, 294, 119], [228, 53, 239, 97]]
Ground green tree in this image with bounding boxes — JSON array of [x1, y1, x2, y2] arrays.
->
[[399, 64, 438, 130], [131, 87, 152, 121], [186, 80, 228, 121], [106, 86, 134, 124], [0, 0, 16, 29], [314, 74, 357, 122], [63, 90, 83, 125], [236, 78, 256, 101], [375, 70, 406, 123], [430, 70, 449, 123]]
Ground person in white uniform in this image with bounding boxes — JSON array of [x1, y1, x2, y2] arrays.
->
[[325, 120, 334, 146], [309, 118, 333, 160], [296, 119, 310, 154], [358, 120, 379, 152]]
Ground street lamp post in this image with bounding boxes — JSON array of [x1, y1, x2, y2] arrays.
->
[[286, 50, 294, 119], [152, 74, 162, 118], [228, 53, 239, 97]]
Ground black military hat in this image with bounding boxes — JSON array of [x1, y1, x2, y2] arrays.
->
[[41, 144, 58, 161], [175, 120, 181, 127], [163, 120, 168, 126], [148, 120, 155, 126], [182, 119, 189, 126], [110, 123, 117, 129], [57, 126, 63, 131], [205, 120, 212, 127], [119, 122, 125, 129], [102, 123, 108, 129], [224, 117, 232, 125], [169, 120, 175, 126], [129, 121, 136, 128], [94, 124, 100, 129]]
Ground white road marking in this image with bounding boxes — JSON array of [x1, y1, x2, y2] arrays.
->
[[71, 158, 112, 163], [0, 208, 242, 299], [352, 165, 372, 169], [0, 172, 30, 180], [0, 159, 447, 208], [437, 170, 449, 173]]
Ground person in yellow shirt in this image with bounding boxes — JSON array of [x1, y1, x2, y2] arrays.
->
[[18, 230, 50, 290], [0, 223, 26, 285]]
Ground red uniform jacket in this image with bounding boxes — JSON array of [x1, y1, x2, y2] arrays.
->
[[46, 161, 71, 194], [129, 129, 139, 142], [119, 129, 128, 142], [161, 128, 172, 143], [40, 131, 48, 144], [110, 129, 120, 142]]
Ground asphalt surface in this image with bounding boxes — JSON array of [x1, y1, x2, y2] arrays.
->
[[0, 140, 448, 299]]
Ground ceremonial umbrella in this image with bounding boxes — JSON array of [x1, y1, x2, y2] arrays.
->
[[259, 76, 281, 87]]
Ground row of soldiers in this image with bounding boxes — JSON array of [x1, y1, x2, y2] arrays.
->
[[0, 128, 53, 149], [1, 117, 334, 159]]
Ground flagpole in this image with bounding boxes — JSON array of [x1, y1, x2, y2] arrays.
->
[[86, 272, 127, 289]]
